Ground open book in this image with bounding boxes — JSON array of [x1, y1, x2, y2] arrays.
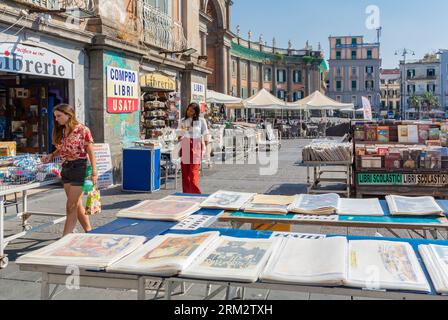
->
[[200, 190, 256, 211], [419, 244, 448, 295], [180, 236, 280, 283], [260, 238, 430, 293], [337, 198, 384, 216], [261, 237, 347, 286], [16, 234, 146, 271], [288, 194, 340, 215], [386, 195, 444, 216], [347, 240, 430, 293], [161, 195, 209, 204], [117, 199, 201, 221], [107, 232, 220, 276]]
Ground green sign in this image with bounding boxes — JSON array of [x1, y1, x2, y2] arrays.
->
[[357, 173, 403, 185], [358, 172, 448, 187]]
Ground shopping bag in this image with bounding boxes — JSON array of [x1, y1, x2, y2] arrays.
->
[[85, 188, 101, 216]]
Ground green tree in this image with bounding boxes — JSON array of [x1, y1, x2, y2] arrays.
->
[[409, 95, 421, 119]]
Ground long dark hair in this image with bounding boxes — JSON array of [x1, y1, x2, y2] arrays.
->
[[184, 102, 200, 122], [52, 104, 79, 145]]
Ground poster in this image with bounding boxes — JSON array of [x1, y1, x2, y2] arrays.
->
[[93, 143, 113, 189], [191, 82, 207, 112], [106, 66, 139, 113]]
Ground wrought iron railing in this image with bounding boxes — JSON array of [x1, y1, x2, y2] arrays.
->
[[141, 3, 187, 52]]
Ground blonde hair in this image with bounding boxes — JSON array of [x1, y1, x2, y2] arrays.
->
[[52, 104, 80, 145]]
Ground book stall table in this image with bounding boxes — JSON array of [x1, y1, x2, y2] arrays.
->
[[218, 200, 448, 240], [163, 229, 448, 301], [304, 161, 352, 197], [15, 192, 448, 301], [19, 222, 448, 300], [0, 154, 64, 269], [352, 120, 448, 199]]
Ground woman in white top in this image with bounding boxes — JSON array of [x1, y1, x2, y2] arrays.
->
[[178, 102, 209, 194]]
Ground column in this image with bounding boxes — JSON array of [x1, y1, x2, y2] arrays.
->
[[273, 64, 277, 95], [221, 43, 228, 94], [287, 66, 292, 101], [259, 63, 264, 90], [237, 57, 242, 98], [247, 60, 252, 97], [227, 46, 232, 95]]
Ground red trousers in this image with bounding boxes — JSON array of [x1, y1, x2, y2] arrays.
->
[[180, 138, 202, 194]]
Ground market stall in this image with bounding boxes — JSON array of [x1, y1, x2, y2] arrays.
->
[[16, 193, 448, 300], [0, 153, 62, 268], [352, 120, 448, 198]]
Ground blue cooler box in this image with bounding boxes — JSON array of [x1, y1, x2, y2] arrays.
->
[[122, 147, 161, 193]]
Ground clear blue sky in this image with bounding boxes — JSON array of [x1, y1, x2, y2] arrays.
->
[[231, 0, 448, 69]]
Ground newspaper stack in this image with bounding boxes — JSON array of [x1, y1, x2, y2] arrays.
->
[[302, 140, 352, 162]]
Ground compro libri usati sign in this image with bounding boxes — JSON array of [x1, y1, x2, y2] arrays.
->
[[93, 143, 114, 190], [107, 66, 139, 113], [0, 43, 74, 79]]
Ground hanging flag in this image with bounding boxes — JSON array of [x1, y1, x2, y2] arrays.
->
[[362, 96, 373, 120]]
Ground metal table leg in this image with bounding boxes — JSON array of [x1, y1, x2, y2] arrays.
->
[[0, 200, 7, 269], [138, 277, 146, 300], [41, 272, 50, 300]]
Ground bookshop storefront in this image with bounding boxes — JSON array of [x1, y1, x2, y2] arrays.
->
[[0, 37, 86, 154]]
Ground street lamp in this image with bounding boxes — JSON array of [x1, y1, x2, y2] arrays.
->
[[395, 49, 415, 120]]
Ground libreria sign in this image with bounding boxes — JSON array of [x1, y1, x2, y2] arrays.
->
[[106, 66, 139, 114], [0, 43, 74, 79]]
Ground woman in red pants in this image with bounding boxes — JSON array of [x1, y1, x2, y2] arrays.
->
[[178, 103, 209, 194]]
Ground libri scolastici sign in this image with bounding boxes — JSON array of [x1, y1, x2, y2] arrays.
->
[[106, 66, 139, 114], [0, 42, 74, 79]]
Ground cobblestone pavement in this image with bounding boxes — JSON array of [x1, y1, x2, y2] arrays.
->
[[0, 139, 442, 300]]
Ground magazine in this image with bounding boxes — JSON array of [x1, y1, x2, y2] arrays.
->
[[386, 195, 444, 216], [337, 198, 384, 216], [180, 236, 280, 283], [346, 240, 431, 293], [161, 195, 208, 204], [16, 234, 146, 271], [261, 237, 348, 286], [200, 190, 256, 210], [243, 203, 289, 215], [419, 244, 448, 295], [288, 194, 340, 215], [117, 199, 201, 221], [107, 232, 220, 276], [171, 215, 217, 231], [251, 195, 296, 206]]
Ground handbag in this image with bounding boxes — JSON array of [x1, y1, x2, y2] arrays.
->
[[85, 187, 101, 216]]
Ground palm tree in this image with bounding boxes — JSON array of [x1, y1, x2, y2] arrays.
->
[[421, 92, 440, 119], [409, 95, 421, 120]]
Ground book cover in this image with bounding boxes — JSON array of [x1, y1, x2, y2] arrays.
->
[[364, 125, 378, 142], [354, 125, 365, 141], [377, 126, 390, 143], [429, 127, 441, 140], [407, 125, 419, 144], [398, 125, 409, 144], [389, 125, 399, 143], [385, 153, 401, 170], [418, 125, 430, 144]]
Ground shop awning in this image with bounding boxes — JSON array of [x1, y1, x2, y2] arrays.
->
[[288, 91, 354, 111], [244, 89, 287, 110], [206, 90, 243, 104]]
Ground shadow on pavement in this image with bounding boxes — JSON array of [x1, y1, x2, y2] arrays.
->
[[265, 184, 308, 195]]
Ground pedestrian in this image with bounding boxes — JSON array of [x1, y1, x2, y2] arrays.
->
[[178, 102, 209, 194], [43, 104, 98, 236]]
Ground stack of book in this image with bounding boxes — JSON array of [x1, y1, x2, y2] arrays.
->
[[302, 141, 352, 162], [117, 199, 201, 221]]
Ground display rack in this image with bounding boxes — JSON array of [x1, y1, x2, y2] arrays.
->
[[352, 120, 448, 198], [0, 154, 64, 268], [141, 94, 168, 140], [303, 160, 352, 197]]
